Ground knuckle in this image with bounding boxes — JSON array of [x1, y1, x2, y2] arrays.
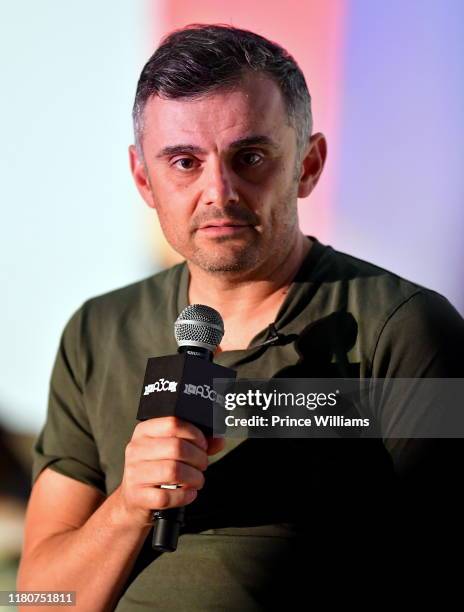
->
[[165, 461, 180, 483], [132, 421, 146, 439], [170, 437, 184, 457], [155, 489, 170, 509], [125, 443, 135, 462], [196, 433, 208, 451], [164, 416, 180, 435], [197, 471, 206, 490], [183, 489, 198, 504]]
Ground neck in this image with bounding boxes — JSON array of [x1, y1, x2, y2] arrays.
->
[[187, 233, 312, 322]]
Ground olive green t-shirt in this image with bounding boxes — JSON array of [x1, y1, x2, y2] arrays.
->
[[31, 236, 464, 609]]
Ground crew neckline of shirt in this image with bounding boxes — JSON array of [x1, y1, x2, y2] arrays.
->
[[176, 235, 328, 359]]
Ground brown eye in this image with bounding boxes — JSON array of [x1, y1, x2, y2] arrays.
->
[[239, 152, 263, 166], [173, 158, 196, 170]]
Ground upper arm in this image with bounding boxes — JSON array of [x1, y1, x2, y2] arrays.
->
[[370, 290, 464, 497], [31, 305, 107, 495], [372, 289, 464, 379], [21, 467, 106, 561]]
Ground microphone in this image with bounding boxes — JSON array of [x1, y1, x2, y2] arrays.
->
[[136, 304, 236, 552], [175, 304, 224, 359]]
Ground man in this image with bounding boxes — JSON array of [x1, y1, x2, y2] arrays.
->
[[19, 24, 464, 610]]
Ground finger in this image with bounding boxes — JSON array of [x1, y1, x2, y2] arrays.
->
[[132, 437, 209, 471], [137, 460, 205, 490], [205, 436, 226, 456], [133, 417, 208, 451], [136, 485, 198, 512]]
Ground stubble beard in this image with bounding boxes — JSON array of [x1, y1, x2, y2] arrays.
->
[[189, 182, 300, 274], [190, 235, 262, 273]]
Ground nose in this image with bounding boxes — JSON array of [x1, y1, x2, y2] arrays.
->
[[199, 157, 239, 207]]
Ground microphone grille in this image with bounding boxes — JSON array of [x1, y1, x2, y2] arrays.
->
[[175, 304, 224, 350]]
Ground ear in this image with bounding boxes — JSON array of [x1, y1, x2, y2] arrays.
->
[[297, 132, 327, 198], [128, 144, 157, 209]]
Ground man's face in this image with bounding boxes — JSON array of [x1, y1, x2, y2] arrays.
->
[[130, 73, 307, 275]]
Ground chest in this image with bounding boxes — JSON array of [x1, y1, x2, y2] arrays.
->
[[83, 310, 366, 495], [218, 310, 282, 352]]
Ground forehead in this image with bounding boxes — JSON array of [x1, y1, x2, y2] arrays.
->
[[141, 74, 293, 153]]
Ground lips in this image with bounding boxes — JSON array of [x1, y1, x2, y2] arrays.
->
[[196, 223, 252, 237], [198, 221, 250, 229]]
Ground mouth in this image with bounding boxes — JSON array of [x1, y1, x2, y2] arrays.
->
[[196, 222, 252, 237]]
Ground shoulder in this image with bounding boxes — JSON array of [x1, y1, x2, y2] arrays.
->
[[371, 286, 464, 377], [316, 242, 461, 325], [83, 262, 184, 318], [316, 243, 425, 307], [61, 262, 185, 350], [311, 241, 464, 375]]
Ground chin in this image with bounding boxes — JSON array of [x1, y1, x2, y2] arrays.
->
[[192, 249, 261, 274], [189, 236, 255, 268]]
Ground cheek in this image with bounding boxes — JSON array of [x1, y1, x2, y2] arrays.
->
[[157, 206, 186, 236], [258, 169, 297, 210], [151, 183, 192, 227], [256, 160, 296, 201]]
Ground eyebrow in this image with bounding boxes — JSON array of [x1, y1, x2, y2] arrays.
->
[[154, 135, 279, 159]]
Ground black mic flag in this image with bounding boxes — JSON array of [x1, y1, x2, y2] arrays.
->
[[137, 304, 236, 552]]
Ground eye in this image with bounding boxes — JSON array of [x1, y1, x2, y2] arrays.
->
[[238, 151, 263, 166], [172, 157, 197, 171]]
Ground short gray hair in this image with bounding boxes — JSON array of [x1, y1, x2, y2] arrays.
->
[[132, 24, 313, 163]]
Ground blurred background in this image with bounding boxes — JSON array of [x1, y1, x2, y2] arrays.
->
[[1, 0, 463, 598]]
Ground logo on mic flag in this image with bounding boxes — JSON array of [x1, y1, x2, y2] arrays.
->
[[143, 378, 178, 395]]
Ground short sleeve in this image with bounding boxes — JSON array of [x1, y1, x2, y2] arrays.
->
[[372, 289, 464, 380], [31, 305, 106, 494], [370, 289, 464, 502]]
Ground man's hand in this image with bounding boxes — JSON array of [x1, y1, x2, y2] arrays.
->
[[116, 416, 225, 527]]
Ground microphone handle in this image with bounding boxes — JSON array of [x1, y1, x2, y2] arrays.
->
[[152, 505, 185, 552], [151, 345, 213, 552]]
